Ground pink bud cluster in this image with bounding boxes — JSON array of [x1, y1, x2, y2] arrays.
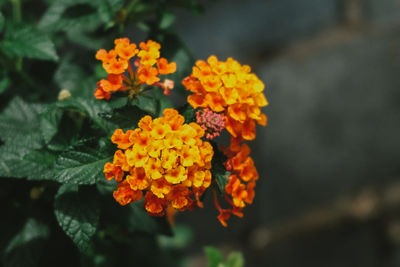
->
[[195, 108, 225, 139]]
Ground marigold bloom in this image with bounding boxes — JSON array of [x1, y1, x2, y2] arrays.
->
[[183, 55, 268, 145], [104, 109, 214, 217], [95, 37, 177, 99]]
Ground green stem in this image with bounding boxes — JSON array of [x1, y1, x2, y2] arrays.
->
[[10, 0, 22, 71]]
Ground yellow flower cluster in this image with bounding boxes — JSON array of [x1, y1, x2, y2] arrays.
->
[[183, 55, 268, 142], [103, 109, 214, 216]]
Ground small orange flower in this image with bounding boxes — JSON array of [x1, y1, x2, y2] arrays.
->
[[103, 109, 214, 217], [95, 38, 177, 100]]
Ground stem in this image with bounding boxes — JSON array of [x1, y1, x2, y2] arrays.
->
[[10, 0, 22, 71]]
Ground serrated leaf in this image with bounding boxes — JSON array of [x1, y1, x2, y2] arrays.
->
[[1, 25, 58, 61], [2, 218, 50, 267], [40, 105, 63, 144], [0, 146, 55, 179], [204, 246, 224, 267], [226, 252, 244, 267], [55, 97, 115, 134], [0, 97, 44, 149], [53, 149, 112, 184], [54, 184, 100, 252]]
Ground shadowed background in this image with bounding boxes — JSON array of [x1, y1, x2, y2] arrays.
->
[[173, 0, 400, 266]]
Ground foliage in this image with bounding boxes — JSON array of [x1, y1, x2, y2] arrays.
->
[[0, 0, 213, 266], [204, 246, 245, 267]]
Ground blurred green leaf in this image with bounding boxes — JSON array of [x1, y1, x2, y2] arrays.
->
[[226, 252, 244, 267], [52, 148, 112, 184], [204, 246, 224, 267], [0, 25, 58, 61], [98, 0, 125, 28], [159, 11, 176, 30], [2, 218, 50, 267], [54, 184, 100, 252], [0, 11, 4, 33], [0, 75, 11, 95]]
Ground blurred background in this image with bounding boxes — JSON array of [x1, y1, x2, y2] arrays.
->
[[173, 0, 400, 266]]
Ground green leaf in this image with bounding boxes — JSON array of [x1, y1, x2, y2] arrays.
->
[[98, 0, 124, 27], [54, 184, 100, 252], [0, 75, 11, 95], [129, 203, 173, 236], [226, 252, 244, 267], [0, 97, 44, 149], [179, 104, 195, 123], [55, 98, 115, 134], [2, 218, 50, 267], [159, 11, 176, 30], [0, 11, 4, 33], [101, 105, 148, 130], [1, 25, 58, 61], [204, 246, 224, 267], [40, 105, 63, 144], [210, 142, 229, 194], [39, 0, 101, 33], [52, 148, 112, 184], [0, 145, 55, 180]]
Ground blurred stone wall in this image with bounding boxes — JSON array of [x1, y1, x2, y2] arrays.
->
[[174, 0, 400, 266]]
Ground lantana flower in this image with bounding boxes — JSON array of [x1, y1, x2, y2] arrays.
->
[[95, 38, 177, 100], [182, 55, 268, 144], [103, 109, 214, 216]]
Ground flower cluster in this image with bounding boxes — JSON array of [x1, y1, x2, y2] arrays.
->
[[182, 55, 268, 143], [214, 143, 258, 226], [103, 109, 214, 216], [95, 38, 177, 100], [195, 108, 225, 139]]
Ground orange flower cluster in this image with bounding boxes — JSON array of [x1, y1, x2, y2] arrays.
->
[[95, 38, 177, 100], [214, 143, 258, 226], [103, 109, 214, 216], [182, 55, 268, 142]]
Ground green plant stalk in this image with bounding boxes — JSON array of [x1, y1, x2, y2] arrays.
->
[[10, 0, 23, 71]]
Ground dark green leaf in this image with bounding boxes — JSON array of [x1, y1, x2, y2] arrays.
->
[[226, 252, 245, 267], [0, 146, 55, 180], [98, 0, 124, 27], [0, 97, 44, 149], [180, 104, 195, 123], [2, 218, 50, 267], [204, 246, 224, 267], [1, 25, 58, 61], [54, 184, 100, 252], [52, 148, 112, 184], [39, 0, 101, 33], [210, 142, 229, 194], [101, 105, 148, 130], [129, 203, 173, 236], [55, 98, 115, 134], [40, 105, 63, 144]]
